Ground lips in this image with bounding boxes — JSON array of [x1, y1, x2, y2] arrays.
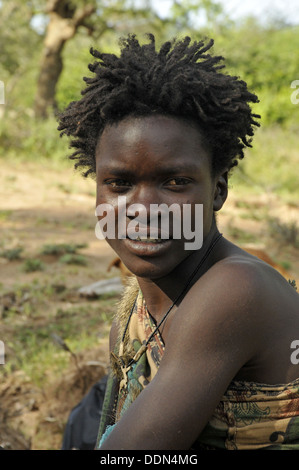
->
[[123, 237, 172, 257], [126, 226, 171, 241], [133, 236, 164, 243]]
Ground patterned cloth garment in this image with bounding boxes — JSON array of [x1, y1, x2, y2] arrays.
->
[[97, 279, 299, 449]]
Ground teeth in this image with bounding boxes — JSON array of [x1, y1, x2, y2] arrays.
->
[[135, 236, 162, 243]]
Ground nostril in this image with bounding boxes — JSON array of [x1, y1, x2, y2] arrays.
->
[[126, 202, 151, 223]]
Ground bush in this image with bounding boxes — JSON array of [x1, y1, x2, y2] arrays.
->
[[22, 259, 45, 272]]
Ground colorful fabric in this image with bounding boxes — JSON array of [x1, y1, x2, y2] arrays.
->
[[97, 285, 299, 449], [197, 379, 299, 449], [97, 291, 163, 447]]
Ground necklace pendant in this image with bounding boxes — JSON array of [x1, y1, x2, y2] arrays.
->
[[119, 364, 130, 391], [111, 349, 131, 391]]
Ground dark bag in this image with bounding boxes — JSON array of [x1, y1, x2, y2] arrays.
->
[[61, 375, 108, 450]]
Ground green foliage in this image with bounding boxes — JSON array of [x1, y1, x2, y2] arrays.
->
[[59, 254, 88, 266], [213, 19, 299, 126], [0, 114, 67, 163], [56, 36, 93, 111], [0, 209, 12, 221], [0, 247, 23, 261], [232, 125, 299, 199], [22, 258, 45, 273], [169, 0, 223, 30], [1, 277, 116, 385], [0, 0, 298, 200], [41, 243, 87, 256], [0, 0, 41, 77]]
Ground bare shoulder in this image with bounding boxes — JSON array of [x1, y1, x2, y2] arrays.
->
[[165, 255, 266, 354], [201, 247, 298, 310], [166, 248, 298, 371]]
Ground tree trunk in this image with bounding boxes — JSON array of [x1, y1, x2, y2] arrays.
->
[[34, 40, 64, 119], [34, 0, 95, 119]]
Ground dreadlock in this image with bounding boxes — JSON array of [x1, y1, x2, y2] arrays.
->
[[58, 33, 260, 178]]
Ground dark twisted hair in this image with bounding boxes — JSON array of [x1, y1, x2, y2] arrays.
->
[[58, 33, 260, 178]]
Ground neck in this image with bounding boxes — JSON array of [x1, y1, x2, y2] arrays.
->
[[136, 224, 222, 321]]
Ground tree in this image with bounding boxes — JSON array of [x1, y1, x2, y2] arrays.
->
[[0, 0, 226, 119], [33, 0, 165, 119], [168, 0, 228, 34], [34, 0, 96, 118]]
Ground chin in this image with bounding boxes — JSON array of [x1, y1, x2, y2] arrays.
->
[[107, 237, 193, 280], [122, 251, 193, 281], [122, 258, 172, 280]]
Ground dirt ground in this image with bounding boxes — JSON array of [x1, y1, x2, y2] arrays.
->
[[0, 160, 298, 450]]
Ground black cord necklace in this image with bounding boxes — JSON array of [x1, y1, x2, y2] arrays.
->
[[116, 232, 223, 390]]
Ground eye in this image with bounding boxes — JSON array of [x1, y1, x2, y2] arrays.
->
[[104, 178, 132, 190], [165, 177, 192, 187]]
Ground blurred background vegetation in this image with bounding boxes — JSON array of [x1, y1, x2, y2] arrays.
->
[[0, 0, 298, 199], [0, 0, 298, 449]]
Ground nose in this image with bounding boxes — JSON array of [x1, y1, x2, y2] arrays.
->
[[124, 184, 177, 240], [126, 184, 160, 223]]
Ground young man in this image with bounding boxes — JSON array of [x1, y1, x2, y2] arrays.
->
[[58, 34, 299, 450]]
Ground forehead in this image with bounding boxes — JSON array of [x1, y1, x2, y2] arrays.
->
[[95, 115, 212, 170]]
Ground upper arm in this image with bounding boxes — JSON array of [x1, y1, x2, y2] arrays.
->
[[100, 261, 267, 450]]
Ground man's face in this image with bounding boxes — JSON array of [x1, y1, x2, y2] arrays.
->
[[95, 115, 226, 279]]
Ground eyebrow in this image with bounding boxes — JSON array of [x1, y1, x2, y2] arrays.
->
[[97, 163, 200, 177]]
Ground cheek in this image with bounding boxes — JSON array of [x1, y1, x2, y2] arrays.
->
[[190, 183, 215, 216], [95, 182, 103, 209], [202, 196, 214, 219], [96, 181, 109, 205], [193, 188, 215, 238], [95, 185, 119, 215]]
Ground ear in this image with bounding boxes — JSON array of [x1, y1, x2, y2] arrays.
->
[[213, 171, 228, 212]]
